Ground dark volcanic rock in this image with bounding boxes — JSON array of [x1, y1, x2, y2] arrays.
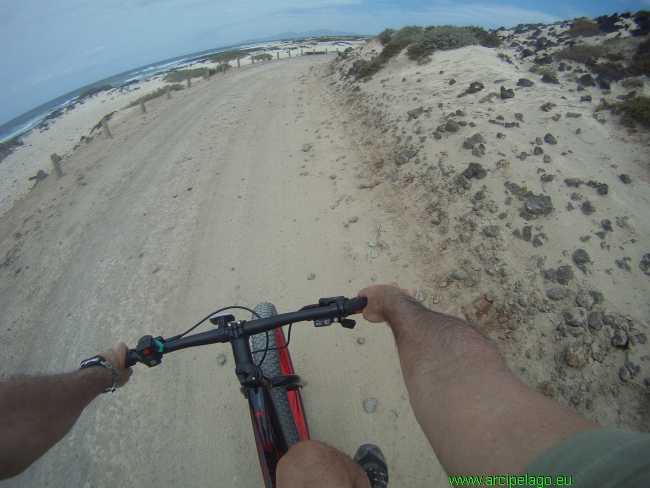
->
[[640, 254, 650, 276], [572, 249, 591, 266], [619, 174, 631, 184], [449, 79, 457, 85], [581, 201, 596, 215], [348, 60, 366, 77], [565, 178, 584, 187], [544, 133, 558, 145], [578, 74, 596, 87], [407, 107, 424, 120], [580, 94, 593, 102], [461, 162, 487, 179], [542, 74, 560, 84], [565, 307, 587, 326], [500, 86, 515, 99], [524, 194, 553, 215], [547, 287, 570, 300], [556, 265, 574, 285], [466, 82, 485, 94], [586, 180, 609, 195], [462, 133, 485, 149], [395, 149, 417, 165], [483, 226, 500, 237], [28, 170, 49, 183], [534, 146, 544, 155], [445, 120, 460, 132], [517, 78, 535, 87]]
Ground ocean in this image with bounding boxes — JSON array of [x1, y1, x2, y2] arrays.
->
[[0, 42, 268, 143]]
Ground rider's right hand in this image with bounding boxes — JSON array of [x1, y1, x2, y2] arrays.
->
[[356, 283, 417, 324]]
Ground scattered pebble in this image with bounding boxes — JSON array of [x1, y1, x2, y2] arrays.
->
[[363, 398, 378, 413], [544, 133, 558, 145], [357, 337, 366, 345], [307, 273, 316, 280], [573, 249, 591, 266], [453, 270, 468, 281], [483, 226, 500, 237], [619, 174, 631, 184], [217, 353, 227, 366]]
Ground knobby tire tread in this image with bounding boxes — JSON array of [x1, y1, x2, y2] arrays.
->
[[251, 302, 302, 448]]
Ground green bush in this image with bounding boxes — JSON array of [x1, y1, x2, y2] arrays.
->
[[251, 53, 273, 61], [392, 25, 424, 42], [125, 84, 183, 108], [378, 28, 396, 46], [355, 59, 382, 79], [417, 25, 478, 51], [629, 38, 650, 76], [355, 37, 414, 79], [209, 49, 248, 63], [406, 43, 434, 61], [554, 44, 609, 62], [0, 137, 23, 161], [612, 96, 650, 128], [530, 65, 558, 77], [379, 37, 413, 60], [77, 85, 112, 102], [622, 77, 645, 88], [473, 27, 502, 47], [567, 18, 601, 37], [163, 68, 217, 83]]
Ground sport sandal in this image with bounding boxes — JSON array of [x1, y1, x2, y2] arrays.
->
[[354, 444, 389, 488]]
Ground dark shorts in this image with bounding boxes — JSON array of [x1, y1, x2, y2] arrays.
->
[[525, 428, 650, 487]]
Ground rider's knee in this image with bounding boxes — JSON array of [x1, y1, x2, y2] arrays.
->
[[278, 440, 330, 470]]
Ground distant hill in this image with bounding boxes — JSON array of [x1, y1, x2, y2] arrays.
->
[[245, 29, 362, 43]]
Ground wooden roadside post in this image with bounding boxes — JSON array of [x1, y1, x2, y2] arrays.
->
[[313, 48, 315, 54], [251, 58, 254, 64], [205, 68, 210, 79], [187, 77, 192, 87], [326, 48, 328, 53], [301, 49, 303, 56], [276, 52, 279, 60], [166, 86, 171, 99], [139, 98, 146, 114], [237, 58, 241, 68], [50, 154, 63, 178], [101, 116, 111, 138], [288, 50, 291, 58]]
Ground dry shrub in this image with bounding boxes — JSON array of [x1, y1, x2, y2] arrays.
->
[[567, 18, 601, 37], [378, 28, 396, 46], [473, 27, 502, 48], [554, 44, 609, 62], [629, 38, 650, 76]]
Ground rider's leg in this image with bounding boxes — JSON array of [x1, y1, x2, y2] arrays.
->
[[276, 440, 371, 488]]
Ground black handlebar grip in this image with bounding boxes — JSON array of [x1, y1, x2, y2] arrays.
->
[[346, 297, 368, 315], [125, 349, 139, 368]]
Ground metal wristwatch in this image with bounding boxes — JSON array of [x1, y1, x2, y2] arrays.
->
[[79, 355, 118, 394]]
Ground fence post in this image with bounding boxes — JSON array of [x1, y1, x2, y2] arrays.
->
[[288, 50, 291, 58], [237, 58, 240, 68], [205, 68, 210, 79], [166, 86, 171, 99], [313, 48, 315, 54], [187, 77, 191, 87], [50, 154, 63, 178], [139, 98, 146, 114], [101, 116, 111, 138], [252, 58, 254, 64], [326, 48, 328, 53], [301, 49, 303, 56], [276, 52, 279, 59]]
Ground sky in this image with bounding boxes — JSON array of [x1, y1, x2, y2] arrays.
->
[[1, 0, 648, 126]]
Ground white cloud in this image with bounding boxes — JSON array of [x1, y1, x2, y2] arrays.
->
[[83, 46, 107, 58]]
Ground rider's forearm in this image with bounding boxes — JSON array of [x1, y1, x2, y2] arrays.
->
[[383, 295, 598, 476], [0, 367, 112, 480]]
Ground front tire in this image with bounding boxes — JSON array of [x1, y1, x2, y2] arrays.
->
[[250, 303, 309, 447]]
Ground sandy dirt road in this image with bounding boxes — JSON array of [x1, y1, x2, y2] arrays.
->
[[0, 55, 446, 487]]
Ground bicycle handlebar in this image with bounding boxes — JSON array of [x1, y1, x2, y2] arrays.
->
[[125, 296, 367, 368]]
